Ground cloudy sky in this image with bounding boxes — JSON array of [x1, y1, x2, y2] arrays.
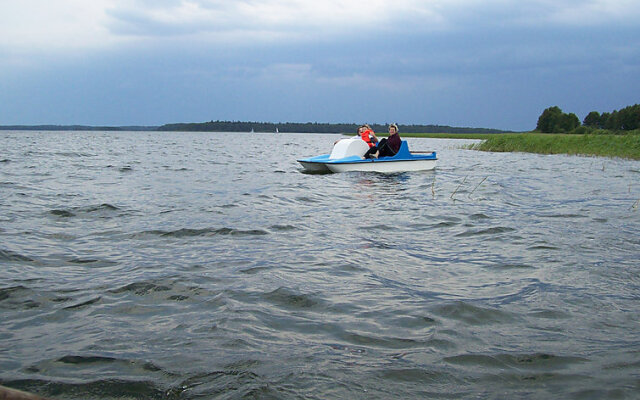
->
[[1, 0, 638, 131]]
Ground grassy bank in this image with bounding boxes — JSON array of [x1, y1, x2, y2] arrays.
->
[[467, 132, 640, 160], [400, 132, 503, 139]]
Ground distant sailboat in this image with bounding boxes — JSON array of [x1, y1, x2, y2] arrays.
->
[[275, 127, 279, 133], [250, 128, 254, 133]]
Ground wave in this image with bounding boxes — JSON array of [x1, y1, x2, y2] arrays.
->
[[528, 308, 572, 319], [528, 244, 560, 251], [431, 301, 518, 325], [63, 296, 102, 310], [66, 258, 117, 267], [107, 278, 221, 305], [54, 151, 95, 158], [263, 287, 325, 310], [487, 263, 536, 270], [4, 378, 166, 400], [134, 227, 269, 238], [469, 213, 491, 220], [0, 285, 29, 302], [0, 249, 34, 262], [376, 368, 460, 384], [455, 226, 516, 237], [539, 213, 588, 219], [269, 224, 298, 231], [337, 331, 456, 350], [84, 204, 119, 212], [240, 266, 271, 275], [55, 355, 163, 373], [172, 369, 278, 399], [443, 352, 589, 369], [49, 209, 75, 217], [110, 281, 172, 296], [0, 285, 42, 310], [48, 203, 122, 219]]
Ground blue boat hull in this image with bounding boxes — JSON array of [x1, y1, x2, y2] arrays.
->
[[298, 141, 437, 173]]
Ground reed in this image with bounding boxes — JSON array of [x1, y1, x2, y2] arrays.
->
[[469, 176, 488, 199], [431, 175, 436, 197], [450, 175, 468, 200], [468, 133, 640, 160]]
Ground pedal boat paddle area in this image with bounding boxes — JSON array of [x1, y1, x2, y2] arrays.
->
[[298, 137, 437, 173]]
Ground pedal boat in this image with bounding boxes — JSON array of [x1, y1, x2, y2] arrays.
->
[[298, 138, 437, 173]]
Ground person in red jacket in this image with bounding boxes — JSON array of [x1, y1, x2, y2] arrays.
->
[[364, 123, 401, 159], [358, 124, 378, 148]]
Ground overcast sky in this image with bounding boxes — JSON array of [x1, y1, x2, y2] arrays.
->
[[1, 0, 638, 131]]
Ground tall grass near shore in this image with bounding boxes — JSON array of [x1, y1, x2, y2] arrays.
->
[[468, 133, 640, 160]]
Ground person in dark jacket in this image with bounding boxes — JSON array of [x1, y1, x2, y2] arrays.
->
[[364, 123, 401, 159]]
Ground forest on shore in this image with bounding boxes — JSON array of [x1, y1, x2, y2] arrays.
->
[[156, 121, 506, 134], [536, 104, 640, 134]]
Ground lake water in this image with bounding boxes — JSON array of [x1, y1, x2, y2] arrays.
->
[[1, 131, 639, 399]]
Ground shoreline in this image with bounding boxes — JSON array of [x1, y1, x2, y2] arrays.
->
[[401, 132, 640, 160]]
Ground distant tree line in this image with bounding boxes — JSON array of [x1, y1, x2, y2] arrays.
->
[[1, 121, 509, 134], [0, 125, 156, 131], [157, 120, 506, 134], [536, 104, 640, 133]]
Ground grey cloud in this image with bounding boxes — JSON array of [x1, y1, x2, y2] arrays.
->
[[2, 0, 639, 130]]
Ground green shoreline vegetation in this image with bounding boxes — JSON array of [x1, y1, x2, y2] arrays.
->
[[470, 132, 640, 160], [487, 104, 640, 160], [405, 104, 640, 160], [403, 132, 640, 160]]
